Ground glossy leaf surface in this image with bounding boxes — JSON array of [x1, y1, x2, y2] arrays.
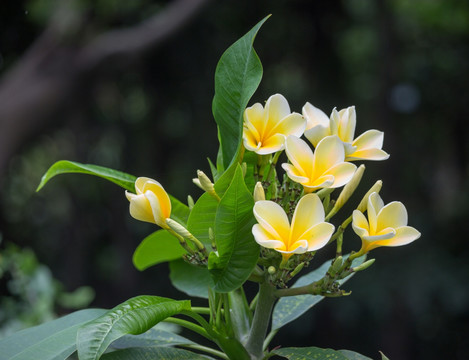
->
[[133, 230, 186, 271], [77, 295, 190, 360]]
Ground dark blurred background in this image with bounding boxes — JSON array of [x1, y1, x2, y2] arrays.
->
[[1, 0, 468, 359]]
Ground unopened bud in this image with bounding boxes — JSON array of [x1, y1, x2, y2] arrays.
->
[[241, 162, 247, 177], [357, 180, 383, 213], [268, 266, 276, 275], [352, 258, 375, 272], [330, 256, 343, 275], [187, 195, 194, 210], [193, 170, 220, 201], [290, 262, 305, 278], [253, 182, 265, 202], [166, 218, 192, 239], [337, 165, 365, 209]]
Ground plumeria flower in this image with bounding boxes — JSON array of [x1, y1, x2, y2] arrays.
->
[[282, 135, 357, 193], [243, 94, 306, 154], [302, 103, 390, 161], [352, 192, 421, 252], [252, 193, 334, 261], [125, 177, 171, 229]]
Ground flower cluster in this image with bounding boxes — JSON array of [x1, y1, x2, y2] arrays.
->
[[125, 93, 420, 286]]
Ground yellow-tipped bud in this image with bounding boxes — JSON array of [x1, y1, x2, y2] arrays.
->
[[241, 162, 247, 177], [352, 258, 375, 272], [268, 266, 276, 275], [357, 180, 383, 213], [253, 182, 266, 202]]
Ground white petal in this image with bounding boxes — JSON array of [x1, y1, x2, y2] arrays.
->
[[377, 201, 408, 232], [290, 194, 325, 241], [256, 133, 286, 155], [253, 201, 290, 242], [127, 193, 155, 224], [324, 162, 357, 188], [304, 125, 330, 148], [313, 135, 346, 177], [285, 135, 314, 176], [281, 163, 309, 184], [367, 192, 384, 234], [252, 224, 285, 249], [352, 130, 384, 150], [276, 240, 308, 255], [303, 222, 335, 251], [338, 106, 356, 143], [352, 210, 369, 238], [302, 102, 330, 129], [346, 148, 390, 161], [268, 112, 306, 139], [362, 228, 396, 242], [375, 226, 421, 248], [265, 94, 291, 126]]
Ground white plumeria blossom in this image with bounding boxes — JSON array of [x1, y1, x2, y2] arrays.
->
[[243, 94, 306, 155], [252, 194, 334, 260], [125, 177, 171, 229], [352, 192, 421, 252], [282, 135, 357, 193], [303, 103, 390, 161]]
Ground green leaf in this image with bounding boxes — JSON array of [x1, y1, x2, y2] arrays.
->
[[339, 350, 374, 360], [109, 326, 195, 349], [271, 255, 366, 331], [0, 309, 106, 360], [212, 16, 269, 168], [36, 160, 137, 192], [186, 192, 219, 247], [77, 295, 191, 360], [133, 230, 186, 271], [273, 347, 349, 360], [169, 259, 213, 299], [101, 347, 212, 360], [208, 165, 259, 292], [169, 195, 191, 226]]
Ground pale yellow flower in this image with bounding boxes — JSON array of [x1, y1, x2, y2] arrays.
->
[[281, 135, 357, 193], [125, 177, 171, 229], [252, 194, 334, 260], [352, 192, 420, 252], [302, 103, 389, 161], [243, 94, 306, 155]]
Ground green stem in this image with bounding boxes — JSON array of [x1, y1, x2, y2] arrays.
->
[[180, 344, 229, 360], [163, 317, 211, 340], [191, 307, 212, 315], [263, 329, 279, 350], [245, 282, 276, 359]]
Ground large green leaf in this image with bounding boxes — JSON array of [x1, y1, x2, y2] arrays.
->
[[169, 259, 212, 299], [208, 165, 259, 292], [77, 295, 191, 360], [36, 160, 137, 192], [273, 347, 348, 359], [0, 309, 105, 360], [271, 255, 366, 331], [109, 326, 195, 349], [212, 16, 269, 168], [273, 347, 373, 360], [36, 160, 190, 225], [133, 230, 186, 271], [101, 347, 213, 360]]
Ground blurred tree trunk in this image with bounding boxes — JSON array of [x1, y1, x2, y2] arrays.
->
[[0, 0, 210, 181]]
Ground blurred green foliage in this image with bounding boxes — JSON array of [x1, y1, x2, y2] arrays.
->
[[0, 241, 94, 338]]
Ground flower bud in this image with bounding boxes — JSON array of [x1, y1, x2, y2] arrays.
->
[[330, 256, 343, 275], [334, 165, 365, 210], [193, 170, 220, 201], [187, 195, 194, 210], [268, 266, 276, 275], [352, 258, 375, 272], [357, 180, 383, 213], [289, 262, 305, 278], [253, 182, 266, 202], [166, 218, 193, 239]]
